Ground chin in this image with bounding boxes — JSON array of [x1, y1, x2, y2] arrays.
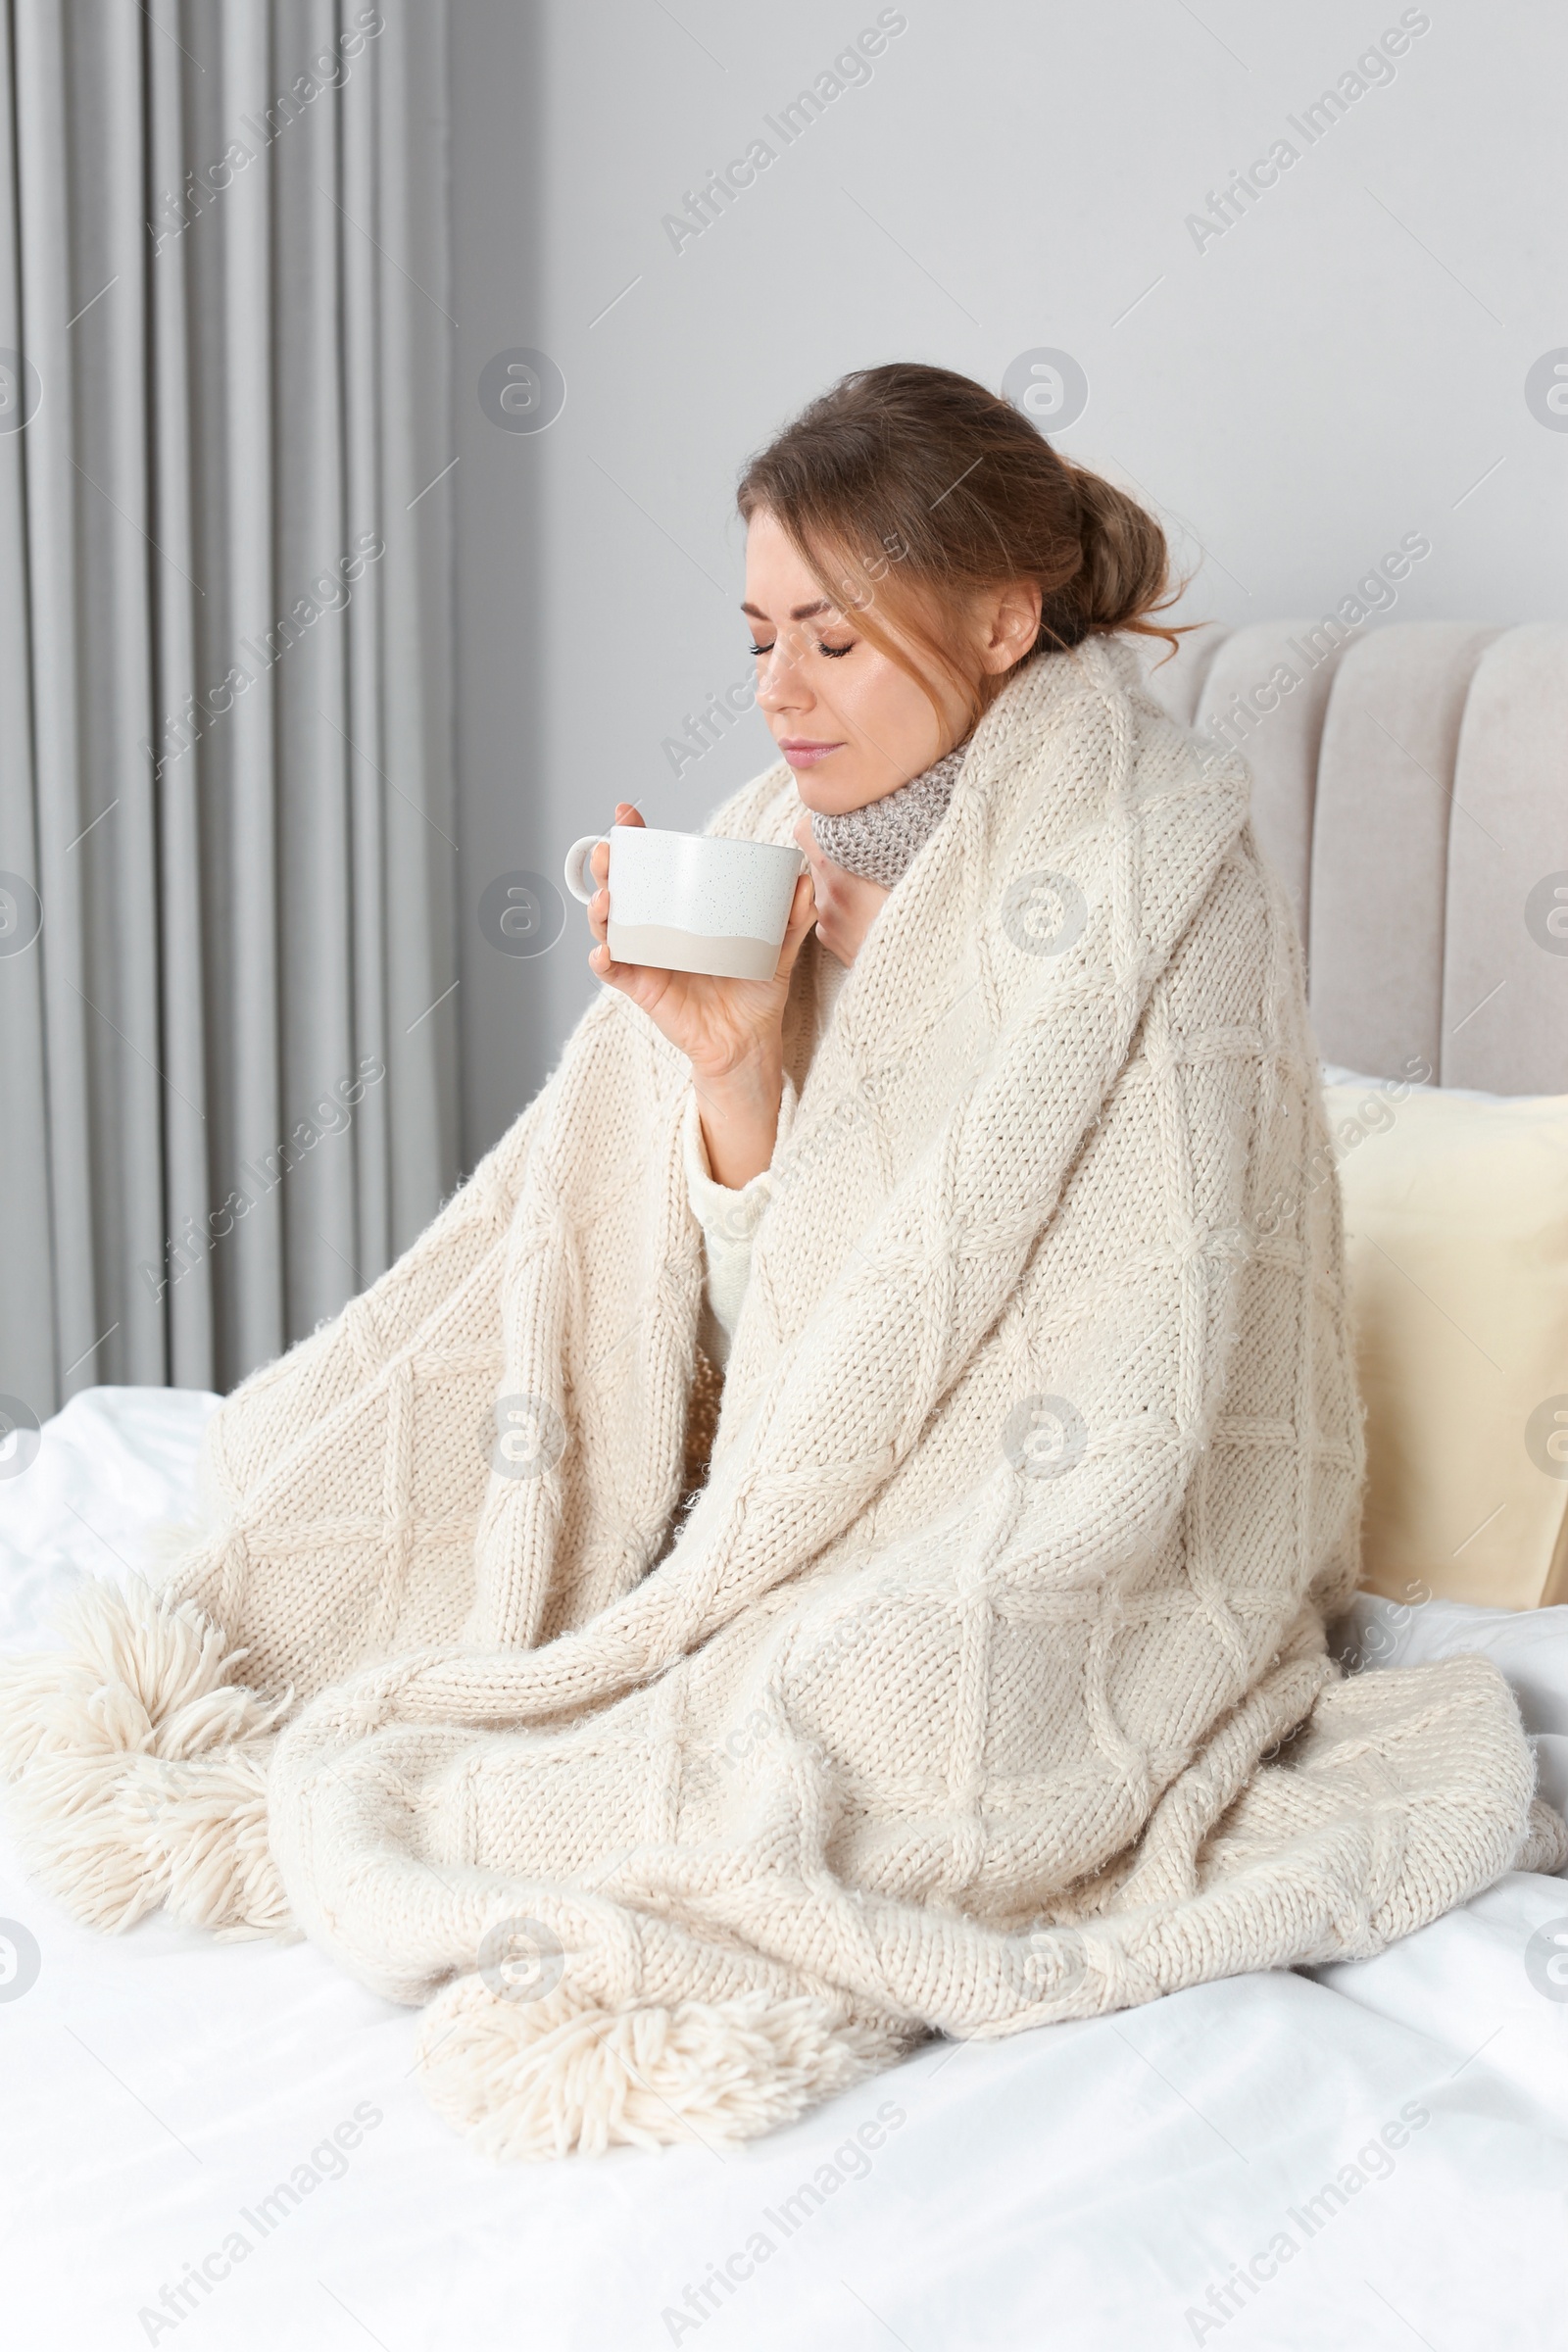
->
[[784, 768, 829, 811], [791, 769, 870, 815]]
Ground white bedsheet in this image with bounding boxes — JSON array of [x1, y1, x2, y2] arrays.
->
[[2, 1389, 1565, 2350]]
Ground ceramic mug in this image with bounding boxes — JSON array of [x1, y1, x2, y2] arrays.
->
[[564, 824, 804, 980]]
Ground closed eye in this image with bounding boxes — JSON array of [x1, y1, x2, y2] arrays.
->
[[749, 639, 855, 659]]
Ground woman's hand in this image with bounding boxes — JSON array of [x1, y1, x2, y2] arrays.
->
[[793, 812, 890, 967], [586, 805, 816, 1187]]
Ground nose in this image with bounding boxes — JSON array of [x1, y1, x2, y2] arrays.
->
[[756, 634, 812, 716]]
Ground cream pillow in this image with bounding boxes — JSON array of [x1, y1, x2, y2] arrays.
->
[[1317, 1064, 1568, 1610]]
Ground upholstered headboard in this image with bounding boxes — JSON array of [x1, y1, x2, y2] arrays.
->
[[1141, 622, 1568, 1096]]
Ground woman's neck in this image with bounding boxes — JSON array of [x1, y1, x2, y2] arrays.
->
[[808, 735, 972, 890]]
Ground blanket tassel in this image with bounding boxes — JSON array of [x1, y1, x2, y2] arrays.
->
[[413, 1973, 913, 2160], [0, 1573, 295, 1941]]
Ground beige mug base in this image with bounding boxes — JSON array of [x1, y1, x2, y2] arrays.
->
[[606, 920, 780, 981]]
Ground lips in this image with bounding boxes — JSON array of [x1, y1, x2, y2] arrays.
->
[[779, 739, 843, 768]]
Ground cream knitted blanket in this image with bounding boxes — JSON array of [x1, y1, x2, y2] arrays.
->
[[4, 637, 1560, 2161]]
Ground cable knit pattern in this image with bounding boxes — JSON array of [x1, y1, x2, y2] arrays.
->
[[3, 638, 1560, 2163], [810, 737, 971, 884]]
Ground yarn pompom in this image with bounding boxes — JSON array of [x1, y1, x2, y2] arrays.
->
[[414, 1974, 912, 2160], [0, 1573, 295, 1939]]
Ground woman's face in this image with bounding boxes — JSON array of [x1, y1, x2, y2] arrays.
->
[[742, 508, 981, 814]]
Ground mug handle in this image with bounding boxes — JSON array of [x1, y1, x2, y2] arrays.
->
[[564, 833, 608, 904]]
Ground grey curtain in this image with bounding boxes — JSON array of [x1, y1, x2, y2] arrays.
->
[[0, 0, 457, 1412]]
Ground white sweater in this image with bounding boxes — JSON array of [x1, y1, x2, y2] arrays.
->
[[683, 952, 849, 1366]]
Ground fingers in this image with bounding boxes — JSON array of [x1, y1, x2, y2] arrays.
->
[[589, 804, 637, 896], [587, 830, 615, 950], [591, 943, 670, 1025], [587, 934, 634, 991], [791, 868, 819, 943], [792, 808, 824, 877], [591, 948, 657, 1012], [773, 870, 818, 981], [587, 808, 638, 950]]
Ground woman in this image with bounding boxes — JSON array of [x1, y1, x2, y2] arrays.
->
[[585, 365, 1173, 1380], [3, 366, 1555, 2162]]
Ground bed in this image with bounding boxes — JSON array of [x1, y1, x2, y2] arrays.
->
[[5, 619, 1567, 2349]]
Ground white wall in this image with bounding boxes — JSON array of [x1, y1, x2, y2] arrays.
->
[[449, 0, 1567, 1164]]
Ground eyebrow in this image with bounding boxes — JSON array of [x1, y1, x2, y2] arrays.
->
[[739, 599, 836, 622]]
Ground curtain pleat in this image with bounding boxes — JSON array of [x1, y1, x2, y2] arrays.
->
[[0, 12, 53, 1403], [0, 0, 455, 1412], [11, 3, 98, 1395]]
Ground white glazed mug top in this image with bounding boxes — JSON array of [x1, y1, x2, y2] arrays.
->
[[564, 826, 803, 940]]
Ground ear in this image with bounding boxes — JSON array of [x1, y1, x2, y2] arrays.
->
[[981, 579, 1044, 673]]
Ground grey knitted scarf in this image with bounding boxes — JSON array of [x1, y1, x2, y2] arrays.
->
[[809, 737, 972, 887]]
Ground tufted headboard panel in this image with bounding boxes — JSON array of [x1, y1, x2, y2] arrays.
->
[[1141, 621, 1568, 1095]]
